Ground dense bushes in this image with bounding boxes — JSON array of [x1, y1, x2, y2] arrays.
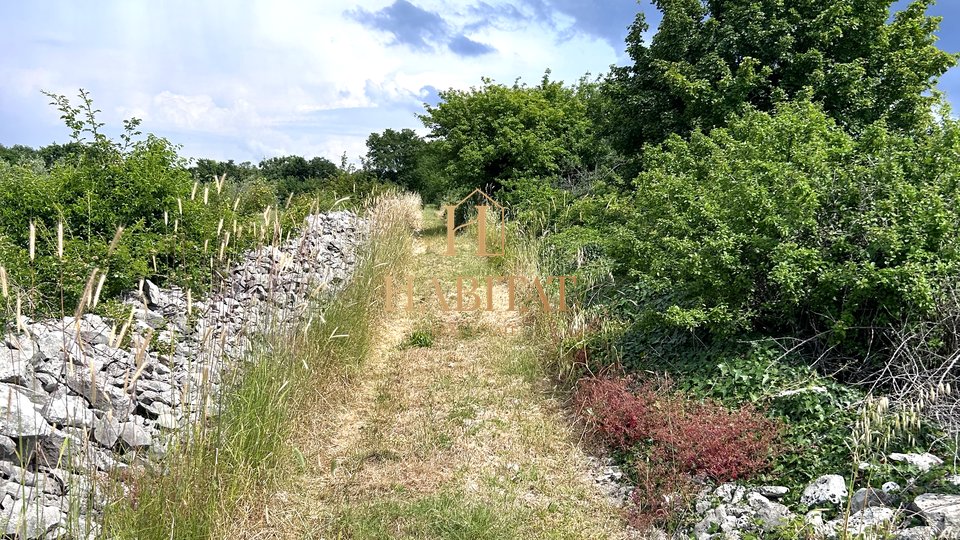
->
[[548, 101, 960, 372], [0, 92, 386, 313]]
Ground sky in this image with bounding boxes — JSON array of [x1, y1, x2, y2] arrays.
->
[[1, 0, 959, 165]]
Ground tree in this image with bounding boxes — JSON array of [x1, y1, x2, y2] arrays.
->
[[258, 155, 339, 201], [0, 144, 39, 164], [597, 101, 960, 363], [363, 128, 425, 192], [419, 74, 601, 207], [602, 0, 957, 158]]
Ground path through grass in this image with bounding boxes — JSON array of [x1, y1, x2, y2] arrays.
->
[[232, 205, 628, 539]]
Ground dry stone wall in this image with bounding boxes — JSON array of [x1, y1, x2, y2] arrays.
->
[[0, 211, 364, 539]]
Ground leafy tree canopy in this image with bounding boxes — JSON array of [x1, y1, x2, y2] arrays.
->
[[419, 73, 602, 205], [602, 0, 957, 158], [363, 128, 425, 192]]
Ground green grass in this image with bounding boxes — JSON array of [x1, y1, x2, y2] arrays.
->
[[402, 327, 435, 348], [101, 194, 417, 539], [328, 492, 522, 540]]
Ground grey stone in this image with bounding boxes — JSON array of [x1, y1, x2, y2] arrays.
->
[[143, 279, 164, 307], [92, 418, 120, 448], [0, 436, 17, 461], [756, 486, 789, 498], [0, 348, 34, 383], [64, 371, 133, 420], [851, 487, 893, 512], [715, 483, 747, 504], [889, 452, 943, 472], [801, 474, 848, 506], [0, 499, 63, 539], [831, 507, 898, 537], [0, 384, 52, 437], [119, 422, 151, 448], [34, 330, 66, 360], [912, 493, 960, 531], [41, 393, 96, 428], [744, 492, 792, 530], [895, 526, 939, 540]]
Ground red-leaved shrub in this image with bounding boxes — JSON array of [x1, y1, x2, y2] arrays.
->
[[572, 375, 658, 450], [574, 375, 782, 529], [574, 375, 781, 482], [628, 458, 699, 531]]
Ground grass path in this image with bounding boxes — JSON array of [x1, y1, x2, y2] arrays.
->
[[234, 206, 628, 539]]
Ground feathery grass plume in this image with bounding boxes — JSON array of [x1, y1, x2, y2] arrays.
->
[[190, 181, 199, 201], [126, 328, 155, 391], [107, 226, 125, 256], [217, 173, 225, 195], [152, 254, 158, 272], [92, 273, 107, 308], [0, 266, 7, 298], [174, 219, 179, 234], [15, 293, 24, 335], [28, 221, 35, 262], [57, 220, 64, 259], [177, 197, 183, 215], [74, 268, 99, 319], [216, 218, 224, 237], [113, 307, 135, 349], [203, 239, 209, 254], [219, 232, 231, 261], [284, 193, 293, 209], [164, 211, 169, 227], [233, 196, 240, 212], [203, 185, 209, 205]]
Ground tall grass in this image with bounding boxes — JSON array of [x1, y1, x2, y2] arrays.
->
[[101, 192, 420, 539]]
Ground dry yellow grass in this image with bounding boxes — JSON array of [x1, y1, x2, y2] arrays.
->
[[229, 205, 629, 540]]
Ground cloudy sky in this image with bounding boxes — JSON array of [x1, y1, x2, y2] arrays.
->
[[2, 1, 958, 165]]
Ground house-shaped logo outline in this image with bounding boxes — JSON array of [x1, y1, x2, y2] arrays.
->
[[443, 188, 506, 257]]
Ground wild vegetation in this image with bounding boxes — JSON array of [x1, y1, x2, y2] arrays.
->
[[4, 0, 960, 537], [393, 0, 960, 532]]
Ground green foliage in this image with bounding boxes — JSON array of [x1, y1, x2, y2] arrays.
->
[[419, 73, 603, 208], [602, 0, 957, 161], [0, 103, 243, 310], [402, 328, 435, 349], [259, 155, 340, 203], [190, 158, 260, 184], [575, 102, 960, 363], [364, 128, 427, 193], [0, 91, 379, 313]]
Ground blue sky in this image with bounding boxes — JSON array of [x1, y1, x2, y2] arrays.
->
[[1, 1, 958, 164]]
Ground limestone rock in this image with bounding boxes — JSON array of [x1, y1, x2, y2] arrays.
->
[[830, 507, 898, 537], [0, 384, 52, 437], [41, 393, 96, 428], [0, 499, 63, 539], [756, 486, 789, 498], [912, 493, 960, 531], [889, 452, 943, 472], [801, 474, 848, 506], [851, 487, 893, 513], [119, 422, 151, 448]]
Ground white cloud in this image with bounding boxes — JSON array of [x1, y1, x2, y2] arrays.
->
[[0, 0, 623, 162]]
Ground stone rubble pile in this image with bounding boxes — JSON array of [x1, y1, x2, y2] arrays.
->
[[679, 451, 960, 539], [0, 211, 364, 539]]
